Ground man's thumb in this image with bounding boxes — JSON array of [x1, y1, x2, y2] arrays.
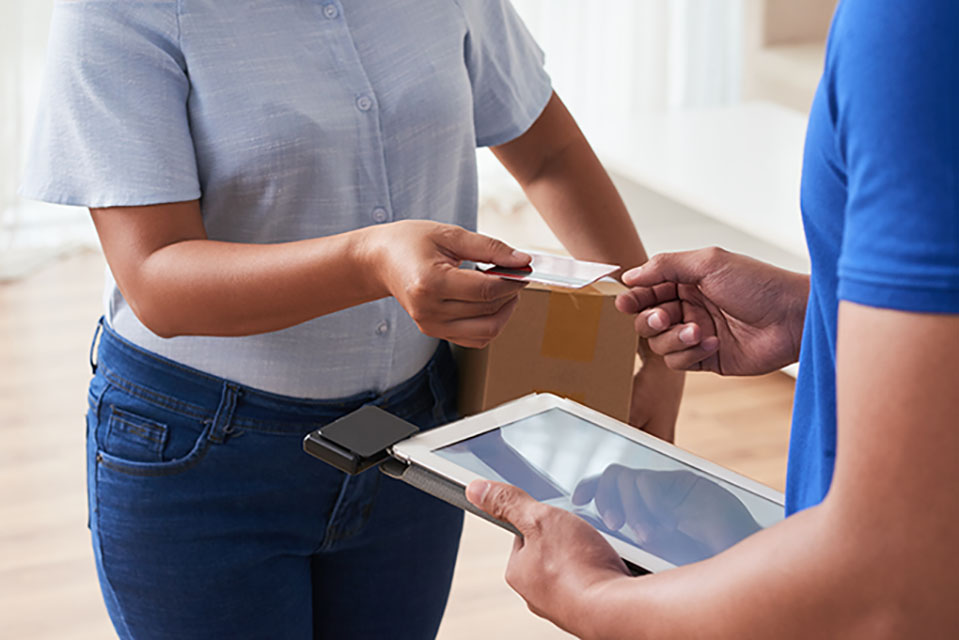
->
[[466, 480, 536, 535], [623, 249, 716, 287]]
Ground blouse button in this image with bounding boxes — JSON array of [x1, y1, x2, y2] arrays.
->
[[323, 4, 339, 19], [356, 95, 374, 112], [371, 207, 388, 223], [376, 321, 390, 336]]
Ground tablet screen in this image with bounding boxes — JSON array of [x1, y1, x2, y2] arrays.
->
[[436, 408, 783, 567]]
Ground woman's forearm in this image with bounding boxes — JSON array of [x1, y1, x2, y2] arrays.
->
[[492, 93, 649, 276], [131, 230, 385, 338], [514, 135, 648, 275], [93, 202, 532, 344]]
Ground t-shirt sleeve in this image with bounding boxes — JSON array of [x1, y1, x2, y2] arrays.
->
[[832, 0, 959, 314], [455, 0, 553, 148], [20, 1, 201, 208]]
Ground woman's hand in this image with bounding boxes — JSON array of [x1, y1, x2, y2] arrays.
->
[[366, 220, 531, 348], [616, 248, 809, 375], [465, 480, 631, 639]]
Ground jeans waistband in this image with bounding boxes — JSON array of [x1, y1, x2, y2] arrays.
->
[[90, 318, 455, 435]]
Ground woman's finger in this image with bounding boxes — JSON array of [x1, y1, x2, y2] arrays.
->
[[440, 227, 531, 268], [444, 296, 520, 346], [439, 267, 527, 303], [434, 295, 519, 322]]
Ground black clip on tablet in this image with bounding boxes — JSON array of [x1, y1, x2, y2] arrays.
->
[[302, 405, 522, 538]]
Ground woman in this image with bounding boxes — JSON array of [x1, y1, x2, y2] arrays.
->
[[22, 1, 683, 638]]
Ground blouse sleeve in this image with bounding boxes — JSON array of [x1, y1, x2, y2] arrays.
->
[[455, 0, 553, 148], [20, 0, 201, 208]]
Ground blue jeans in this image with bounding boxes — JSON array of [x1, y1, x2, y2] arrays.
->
[[86, 320, 464, 639]]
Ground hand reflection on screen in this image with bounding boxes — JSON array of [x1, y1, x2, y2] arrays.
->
[[572, 466, 762, 564]]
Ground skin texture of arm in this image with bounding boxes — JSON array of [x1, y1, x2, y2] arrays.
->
[[492, 92, 685, 439], [468, 303, 959, 639], [90, 203, 529, 347]]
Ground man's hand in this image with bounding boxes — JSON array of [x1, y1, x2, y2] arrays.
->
[[573, 467, 761, 561], [367, 220, 530, 348], [465, 480, 631, 639], [616, 248, 809, 375]]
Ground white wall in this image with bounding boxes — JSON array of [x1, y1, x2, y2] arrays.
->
[[511, 0, 744, 149], [0, 1, 94, 278]]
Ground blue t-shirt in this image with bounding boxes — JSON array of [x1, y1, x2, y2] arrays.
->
[[787, 0, 959, 514]]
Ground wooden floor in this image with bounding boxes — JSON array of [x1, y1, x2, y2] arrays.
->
[[0, 251, 794, 639]]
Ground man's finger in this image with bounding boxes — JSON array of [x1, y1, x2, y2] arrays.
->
[[466, 480, 540, 536], [647, 322, 704, 355], [443, 227, 531, 268], [662, 337, 720, 371], [615, 282, 678, 315], [619, 471, 654, 544], [595, 466, 626, 531], [623, 248, 727, 288], [571, 475, 600, 506], [635, 301, 684, 338]]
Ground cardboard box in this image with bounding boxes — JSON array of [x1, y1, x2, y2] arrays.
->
[[456, 279, 638, 422]]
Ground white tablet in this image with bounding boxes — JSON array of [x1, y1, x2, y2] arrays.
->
[[390, 393, 784, 573]]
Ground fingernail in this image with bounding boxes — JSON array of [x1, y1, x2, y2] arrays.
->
[[512, 250, 531, 262], [647, 311, 667, 331], [702, 336, 720, 351], [679, 325, 698, 344], [466, 480, 490, 504], [623, 266, 641, 281]]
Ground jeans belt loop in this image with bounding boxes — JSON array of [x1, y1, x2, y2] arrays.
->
[[209, 382, 241, 444], [89, 317, 105, 374]]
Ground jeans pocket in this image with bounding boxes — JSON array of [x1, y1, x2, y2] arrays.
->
[[95, 385, 214, 478], [103, 407, 168, 462], [96, 421, 213, 477]]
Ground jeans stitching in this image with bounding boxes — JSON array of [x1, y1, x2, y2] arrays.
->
[[103, 368, 209, 419], [92, 452, 134, 638], [108, 412, 167, 445], [318, 474, 353, 551]]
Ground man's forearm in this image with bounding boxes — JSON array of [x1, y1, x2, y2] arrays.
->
[[580, 502, 889, 640]]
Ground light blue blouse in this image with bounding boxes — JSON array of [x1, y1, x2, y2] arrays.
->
[[22, 0, 551, 398]]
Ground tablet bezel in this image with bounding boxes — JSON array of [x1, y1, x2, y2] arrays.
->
[[390, 393, 785, 573]]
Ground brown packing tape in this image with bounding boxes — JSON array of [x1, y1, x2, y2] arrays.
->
[[540, 290, 604, 362]]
